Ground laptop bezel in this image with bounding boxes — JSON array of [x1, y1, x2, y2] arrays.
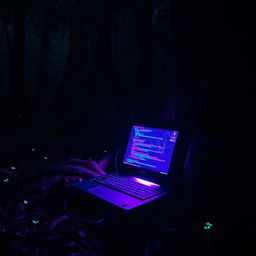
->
[[116, 120, 191, 189]]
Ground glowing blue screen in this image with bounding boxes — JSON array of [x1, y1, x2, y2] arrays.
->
[[123, 126, 178, 175]]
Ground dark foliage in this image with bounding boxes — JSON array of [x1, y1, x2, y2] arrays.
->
[[0, 0, 254, 255], [0, 156, 110, 256]]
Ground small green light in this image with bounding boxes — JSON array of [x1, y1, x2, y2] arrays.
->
[[4, 178, 9, 183], [32, 220, 39, 224], [10, 166, 16, 170], [104, 150, 107, 153], [23, 200, 28, 204], [32, 148, 35, 152], [204, 222, 213, 230], [44, 156, 48, 160]]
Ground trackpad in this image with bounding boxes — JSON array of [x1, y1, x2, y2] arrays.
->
[[88, 186, 139, 209], [88, 186, 109, 199]]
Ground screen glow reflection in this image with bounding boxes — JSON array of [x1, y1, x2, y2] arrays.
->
[[133, 177, 160, 187]]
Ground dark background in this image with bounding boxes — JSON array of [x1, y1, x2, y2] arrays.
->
[[0, 0, 254, 254]]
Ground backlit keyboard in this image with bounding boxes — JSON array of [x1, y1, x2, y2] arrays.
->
[[92, 173, 163, 200]]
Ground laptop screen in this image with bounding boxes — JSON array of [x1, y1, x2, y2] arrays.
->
[[123, 126, 178, 175]]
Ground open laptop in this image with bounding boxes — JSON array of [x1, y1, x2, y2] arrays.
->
[[71, 125, 181, 210]]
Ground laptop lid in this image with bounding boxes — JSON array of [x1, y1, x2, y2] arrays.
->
[[118, 123, 186, 188]]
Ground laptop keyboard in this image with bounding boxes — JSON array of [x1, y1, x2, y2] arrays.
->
[[92, 173, 163, 200]]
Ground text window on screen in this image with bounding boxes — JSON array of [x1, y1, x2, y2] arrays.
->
[[123, 126, 178, 175]]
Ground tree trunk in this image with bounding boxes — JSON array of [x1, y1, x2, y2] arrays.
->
[[96, 0, 120, 108], [137, 0, 154, 116], [34, 0, 52, 106], [10, 2, 27, 109], [54, 0, 88, 116]]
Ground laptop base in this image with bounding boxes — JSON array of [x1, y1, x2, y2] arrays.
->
[[71, 179, 168, 210]]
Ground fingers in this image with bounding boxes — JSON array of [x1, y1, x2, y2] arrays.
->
[[64, 159, 106, 176], [65, 176, 83, 183], [32, 165, 101, 191], [61, 165, 101, 177], [97, 153, 113, 170], [87, 161, 106, 175]]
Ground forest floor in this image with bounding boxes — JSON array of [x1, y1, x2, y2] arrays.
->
[[1, 106, 250, 256], [0, 106, 152, 256]]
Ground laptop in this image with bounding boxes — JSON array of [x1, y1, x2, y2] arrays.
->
[[71, 124, 181, 210]]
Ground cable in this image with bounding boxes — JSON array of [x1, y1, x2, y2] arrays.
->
[[145, 238, 156, 256], [114, 150, 119, 171], [64, 199, 105, 224]]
